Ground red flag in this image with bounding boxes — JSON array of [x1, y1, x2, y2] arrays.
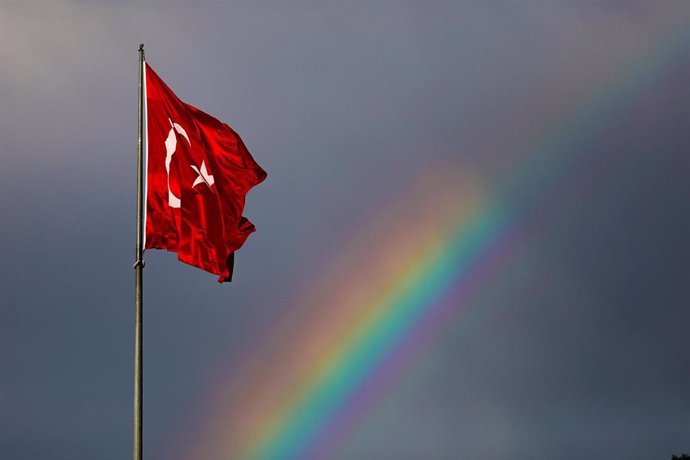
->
[[144, 63, 266, 282]]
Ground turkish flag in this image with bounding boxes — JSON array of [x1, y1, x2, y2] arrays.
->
[[144, 63, 266, 282]]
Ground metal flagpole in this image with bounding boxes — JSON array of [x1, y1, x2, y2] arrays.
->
[[133, 43, 145, 460]]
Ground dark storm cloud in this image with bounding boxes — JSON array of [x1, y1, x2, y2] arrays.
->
[[1, 1, 688, 459]]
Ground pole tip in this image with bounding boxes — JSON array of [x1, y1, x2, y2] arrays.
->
[[139, 43, 144, 51]]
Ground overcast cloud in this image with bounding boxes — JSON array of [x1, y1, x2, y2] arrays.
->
[[1, 1, 688, 459]]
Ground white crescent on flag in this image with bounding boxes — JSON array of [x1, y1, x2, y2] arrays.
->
[[164, 119, 190, 209]]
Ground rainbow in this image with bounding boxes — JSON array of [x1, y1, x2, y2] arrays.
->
[[179, 14, 688, 460]]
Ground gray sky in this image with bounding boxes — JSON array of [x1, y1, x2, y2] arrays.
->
[[1, 1, 688, 459]]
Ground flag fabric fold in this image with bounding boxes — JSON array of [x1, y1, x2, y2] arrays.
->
[[144, 62, 266, 282]]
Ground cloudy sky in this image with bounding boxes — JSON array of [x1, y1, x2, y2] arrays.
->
[[1, 1, 688, 459]]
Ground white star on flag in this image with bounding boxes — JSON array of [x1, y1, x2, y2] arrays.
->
[[191, 161, 215, 190]]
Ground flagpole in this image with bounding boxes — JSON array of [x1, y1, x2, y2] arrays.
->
[[133, 43, 145, 460]]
